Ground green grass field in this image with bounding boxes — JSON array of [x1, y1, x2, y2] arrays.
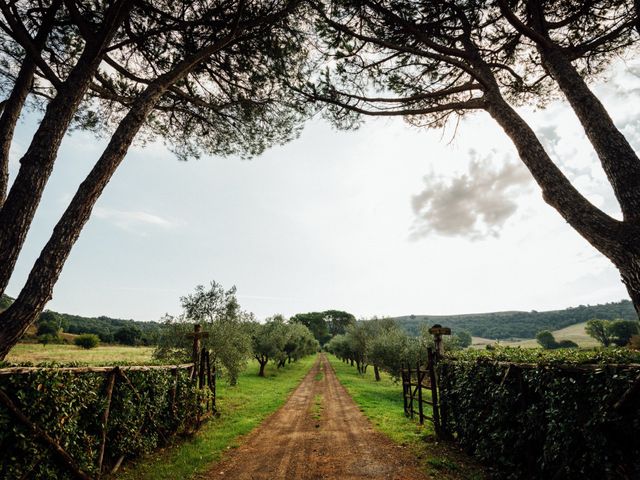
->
[[327, 355, 485, 479], [117, 354, 317, 480], [5, 343, 155, 364]]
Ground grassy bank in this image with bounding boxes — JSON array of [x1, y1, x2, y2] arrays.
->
[[327, 355, 485, 480], [117, 354, 317, 480], [5, 343, 154, 364]]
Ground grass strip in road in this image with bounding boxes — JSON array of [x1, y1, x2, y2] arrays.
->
[[327, 355, 485, 480], [117, 354, 317, 480]]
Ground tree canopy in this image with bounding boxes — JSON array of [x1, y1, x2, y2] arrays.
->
[[304, 0, 640, 317], [0, 0, 311, 359]]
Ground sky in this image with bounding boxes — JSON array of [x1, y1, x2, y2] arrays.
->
[[5, 61, 639, 322]]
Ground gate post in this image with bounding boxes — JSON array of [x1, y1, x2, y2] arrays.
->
[[416, 362, 424, 424], [427, 347, 441, 437]]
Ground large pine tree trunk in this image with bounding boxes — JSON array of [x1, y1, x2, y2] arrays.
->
[[465, 41, 640, 314], [0, 0, 61, 206], [539, 49, 640, 223], [0, 30, 244, 359], [617, 255, 640, 319], [0, 85, 165, 359], [0, 0, 131, 297]]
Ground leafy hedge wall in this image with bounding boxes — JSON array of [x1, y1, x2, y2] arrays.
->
[[0, 363, 209, 479], [439, 348, 640, 479]]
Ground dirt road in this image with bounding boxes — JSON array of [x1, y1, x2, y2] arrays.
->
[[207, 354, 430, 480]]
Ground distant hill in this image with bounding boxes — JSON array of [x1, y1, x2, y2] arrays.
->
[[394, 300, 637, 340], [1, 294, 161, 344]]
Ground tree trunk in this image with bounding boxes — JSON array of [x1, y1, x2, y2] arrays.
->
[[0, 0, 61, 207], [350, 358, 354, 367], [258, 360, 267, 377], [539, 48, 640, 223], [0, 26, 250, 358], [619, 256, 640, 319], [0, 82, 168, 359], [484, 92, 640, 316], [0, 1, 131, 297], [374, 365, 380, 381]]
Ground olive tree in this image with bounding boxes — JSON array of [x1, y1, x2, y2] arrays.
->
[[154, 281, 253, 385], [305, 0, 640, 317], [249, 315, 288, 377]]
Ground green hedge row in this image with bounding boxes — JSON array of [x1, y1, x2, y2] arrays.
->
[[438, 348, 640, 479], [0, 364, 210, 479]]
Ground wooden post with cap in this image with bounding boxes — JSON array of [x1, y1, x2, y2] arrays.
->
[[428, 324, 451, 360]]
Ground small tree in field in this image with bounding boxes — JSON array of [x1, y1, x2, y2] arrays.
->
[[75, 334, 100, 349], [586, 319, 614, 347], [536, 330, 557, 349], [250, 316, 288, 377], [154, 281, 253, 385], [608, 320, 640, 347]]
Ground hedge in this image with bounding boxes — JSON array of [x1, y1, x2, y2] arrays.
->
[[438, 348, 640, 479], [0, 362, 211, 479]]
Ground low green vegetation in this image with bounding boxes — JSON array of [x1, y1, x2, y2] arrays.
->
[[0, 363, 205, 479], [327, 355, 485, 479], [440, 347, 640, 479], [118, 355, 317, 480], [5, 343, 155, 365], [311, 394, 323, 421], [449, 345, 640, 364]]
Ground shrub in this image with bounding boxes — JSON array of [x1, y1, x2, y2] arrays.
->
[[0, 365, 209, 479], [439, 347, 640, 479], [74, 334, 100, 349], [556, 339, 578, 349], [36, 321, 59, 337]]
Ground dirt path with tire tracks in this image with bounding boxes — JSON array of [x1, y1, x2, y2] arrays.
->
[[205, 353, 430, 480]]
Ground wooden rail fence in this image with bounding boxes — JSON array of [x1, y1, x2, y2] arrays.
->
[[0, 324, 216, 480]]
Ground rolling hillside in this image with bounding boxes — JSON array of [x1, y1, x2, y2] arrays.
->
[[1, 294, 161, 343], [394, 300, 637, 340], [472, 322, 600, 348]]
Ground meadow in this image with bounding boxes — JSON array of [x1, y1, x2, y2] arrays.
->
[[5, 342, 155, 364]]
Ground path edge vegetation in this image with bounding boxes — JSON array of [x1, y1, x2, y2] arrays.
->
[[326, 354, 486, 480], [117, 354, 317, 480]]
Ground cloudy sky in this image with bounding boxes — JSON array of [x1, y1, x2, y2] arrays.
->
[[5, 61, 638, 322]]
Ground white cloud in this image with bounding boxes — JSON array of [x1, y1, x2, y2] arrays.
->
[[94, 206, 181, 231], [410, 151, 532, 240]]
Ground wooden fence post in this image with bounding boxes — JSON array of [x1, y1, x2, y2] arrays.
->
[[401, 366, 408, 416], [97, 368, 117, 477], [428, 324, 451, 360], [416, 362, 424, 425], [427, 348, 441, 437]]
